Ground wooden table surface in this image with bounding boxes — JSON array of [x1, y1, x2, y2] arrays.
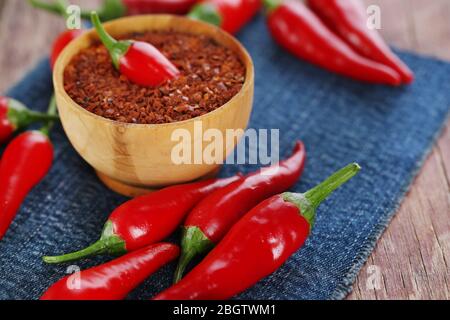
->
[[0, 0, 448, 300]]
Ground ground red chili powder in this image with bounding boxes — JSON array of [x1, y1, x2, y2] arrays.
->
[[63, 31, 246, 124]]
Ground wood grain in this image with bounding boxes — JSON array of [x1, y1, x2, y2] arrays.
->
[[0, 0, 448, 300], [348, 0, 450, 300]]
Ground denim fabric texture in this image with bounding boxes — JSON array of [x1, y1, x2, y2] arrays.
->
[[0, 16, 449, 300]]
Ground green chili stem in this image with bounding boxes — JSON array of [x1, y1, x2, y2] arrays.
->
[[28, 0, 71, 20], [43, 239, 110, 264], [40, 95, 58, 136], [304, 163, 361, 209], [283, 163, 361, 227], [29, 0, 93, 20], [56, 0, 71, 20], [91, 11, 130, 69], [28, 0, 63, 15], [173, 226, 214, 284], [173, 251, 196, 284], [43, 221, 127, 264], [26, 111, 60, 123], [91, 11, 117, 53]]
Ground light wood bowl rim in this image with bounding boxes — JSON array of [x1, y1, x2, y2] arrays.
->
[[53, 14, 254, 129]]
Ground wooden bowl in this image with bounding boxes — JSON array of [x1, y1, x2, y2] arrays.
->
[[53, 15, 254, 197]]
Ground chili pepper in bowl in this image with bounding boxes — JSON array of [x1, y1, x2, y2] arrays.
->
[[155, 163, 361, 300], [263, 0, 401, 85], [91, 11, 180, 87], [29, 0, 198, 21], [0, 96, 59, 145], [308, 0, 414, 84], [41, 243, 179, 300], [173, 141, 306, 283], [0, 96, 58, 241], [43, 174, 241, 264], [188, 0, 261, 34]]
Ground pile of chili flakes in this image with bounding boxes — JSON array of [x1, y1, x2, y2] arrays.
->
[[63, 31, 246, 124]]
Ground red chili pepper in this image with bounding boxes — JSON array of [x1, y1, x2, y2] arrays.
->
[[0, 96, 57, 241], [29, 0, 198, 21], [41, 243, 179, 300], [0, 96, 59, 145], [263, 0, 401, 86], [154, 163, 360, 300], [308, 0, 414, 84], [91, 12, 180, 87], [50, 29, 84, 70], [43, 174, 241, 264], [173, 141, 306, 283], [188, 0, 262, 34], [122, 0, 199, 15]]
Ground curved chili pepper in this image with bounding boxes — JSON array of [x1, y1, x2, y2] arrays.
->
[[41, 243, 179, 300], [29, 0, 198, 21], [173, 141, 306, 283], [91, 12, 180, 87], [43, 174, 241, 264], [154, 163, 360, 300], [0, 96, 59, 144], [188, 0, 262, 34], [51, 29, 84, 70], [0, 96, 57, 241], [308, 0, 414, 84], [263, 0, 401, 85]]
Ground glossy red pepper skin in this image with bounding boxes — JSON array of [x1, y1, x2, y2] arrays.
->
[[43, 174, 241, 264], [28, 0, 198, 21], [0, 131, 54, 240], [91, 12, 180, 87], [41, 243, 179, 300], [50, 29, 84, 70], [158, 196, 308, 300], [119, 41, 180, 87], [111, 175, 241, 251], [264, 0, 401, 85], [189, 0, 262, 34], [308, 0, 414, 84], [173, 141, 306, 282], [0, 97, 14, 144], [191, 141, 305, 243], [123, 0, 198, 15], [155, 163, 361, 300]]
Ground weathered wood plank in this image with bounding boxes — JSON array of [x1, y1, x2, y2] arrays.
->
[[0, 0, 98, 92], [0, 0, 448, 300], [349, 0, 450, 300]]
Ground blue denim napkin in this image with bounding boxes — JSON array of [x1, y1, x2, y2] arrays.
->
[[0, 16, 449, 300]]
